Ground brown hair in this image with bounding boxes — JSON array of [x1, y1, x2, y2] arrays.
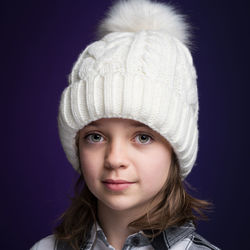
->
[[54, 133, 213, 250]]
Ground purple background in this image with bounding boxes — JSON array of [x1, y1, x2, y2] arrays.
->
[[2, 0, 250, 249]]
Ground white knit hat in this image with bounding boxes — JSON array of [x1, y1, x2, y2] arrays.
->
[[58, 0, 199, 179]]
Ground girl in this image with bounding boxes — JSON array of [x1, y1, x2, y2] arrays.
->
[[31, 0, 220, 249]]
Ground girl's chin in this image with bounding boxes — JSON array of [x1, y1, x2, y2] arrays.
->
[[98, 199, 149, 214]]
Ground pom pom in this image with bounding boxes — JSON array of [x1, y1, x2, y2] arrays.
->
[[97, 0, 192, 47]]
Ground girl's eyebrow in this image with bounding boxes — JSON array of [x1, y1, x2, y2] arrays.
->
[[131, 122, 151, 129], [85, 120, 150, 129]]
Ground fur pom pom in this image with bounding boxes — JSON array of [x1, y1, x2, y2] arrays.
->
[[98, 0, 192, 47]]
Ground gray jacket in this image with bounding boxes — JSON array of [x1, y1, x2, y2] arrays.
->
[[54, 221, 220, 250]]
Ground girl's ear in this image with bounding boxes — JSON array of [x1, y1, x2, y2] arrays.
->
[[75, 131, 83, 176], [75, 130, 80, 148], [75, 131, 81, 160]]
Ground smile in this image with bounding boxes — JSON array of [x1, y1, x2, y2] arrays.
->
[[102, 179, 135, 191]]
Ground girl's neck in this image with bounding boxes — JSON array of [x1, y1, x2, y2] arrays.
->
[[97, 202, 144, 250]]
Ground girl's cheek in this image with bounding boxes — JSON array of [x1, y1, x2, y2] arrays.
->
[[80, 152, 103, 176], [139, 157, 169, 180], [81, 165, 99, 186]]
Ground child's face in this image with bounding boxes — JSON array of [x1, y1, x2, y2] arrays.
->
[[78, 118, 172, 214]]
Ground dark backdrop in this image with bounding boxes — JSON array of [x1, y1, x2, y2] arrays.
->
[[2, 0, 250, 249]]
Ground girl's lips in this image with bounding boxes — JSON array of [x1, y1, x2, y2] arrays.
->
[[102, 179, 135, 191], [103, 179, 133, 184]]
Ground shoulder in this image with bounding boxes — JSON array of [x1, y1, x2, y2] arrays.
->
[[171, 232, 220, 250], [30, 235, 56, 250], [191, 232, 220, 250]]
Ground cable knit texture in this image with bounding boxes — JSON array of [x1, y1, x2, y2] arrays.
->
[[58, 0, 199, 179]]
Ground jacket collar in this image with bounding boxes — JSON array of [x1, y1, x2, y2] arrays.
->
[[150, 220, 196, 249], [85, 221, 196, 250], [56, 220, 196, 250]]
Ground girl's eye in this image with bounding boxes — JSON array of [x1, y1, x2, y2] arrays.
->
[[85, 133, 104, 143], [135, 134, 153, 144], [84, 133, 153, 144]]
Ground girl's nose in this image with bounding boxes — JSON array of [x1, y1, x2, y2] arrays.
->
[[104, 139, 130, 169]]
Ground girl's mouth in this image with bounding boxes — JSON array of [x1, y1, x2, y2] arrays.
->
[[102, 179, 135, 191]]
